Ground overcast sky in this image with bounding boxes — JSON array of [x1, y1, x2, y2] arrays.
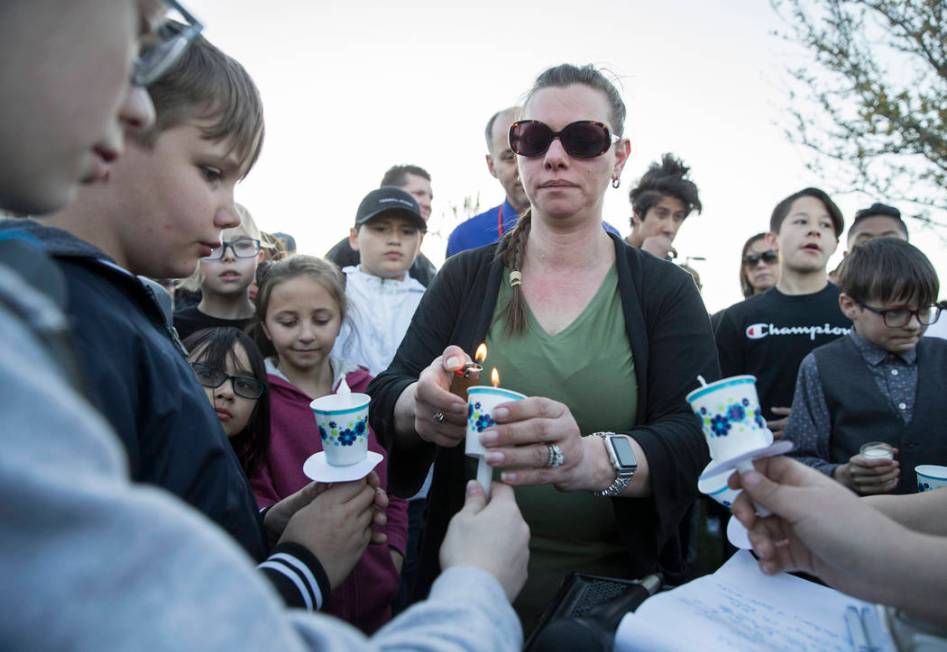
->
[[186, 0, 945, 313]]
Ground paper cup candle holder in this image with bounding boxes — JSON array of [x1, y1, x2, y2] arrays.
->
[[466, 368, 526, 498], [688, 374, 793, 550], [452, 344, 526, 498], [916, 465, 947, 493], [688, 375, 772, 461], [303, 379, 382, 483]]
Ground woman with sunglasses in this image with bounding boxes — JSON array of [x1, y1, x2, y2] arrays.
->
[[369, 63, 718, 629], [740, 232, 779, 298]]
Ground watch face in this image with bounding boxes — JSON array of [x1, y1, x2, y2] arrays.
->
[[611, 436, 637, 468]]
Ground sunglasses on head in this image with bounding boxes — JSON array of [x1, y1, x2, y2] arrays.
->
[[191, 362, 265, 400], [508, 120, 621, 159], [743, 250, 778, 266]]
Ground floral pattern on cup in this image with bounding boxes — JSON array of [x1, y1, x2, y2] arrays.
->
[[698, 397, 766, 439], [467, 401, 496, 433], [914, 465, 947, 493], [465, 386, 526, 457], [698, 462, 741, 508], [319, 415, 368, 448]]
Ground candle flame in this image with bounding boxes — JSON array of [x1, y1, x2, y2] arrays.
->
[[475, 343, 487, 364], [491, 368, 500, 387]]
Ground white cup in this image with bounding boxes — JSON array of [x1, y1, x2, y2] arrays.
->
[[686, 375, 771, 461], [698, 463, 741, 509], [466, 386, 526, 457], [310, 393, 370, 466], [915, 465, 947, 492], [860, 442, 895, 461]]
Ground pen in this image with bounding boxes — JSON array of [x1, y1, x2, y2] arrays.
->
[[846, 606, 870, 652], [860, 606, 881, 652]]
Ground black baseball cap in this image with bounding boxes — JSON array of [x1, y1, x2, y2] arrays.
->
[[851, 202, 907, 236], [354, 187, 425, 231]]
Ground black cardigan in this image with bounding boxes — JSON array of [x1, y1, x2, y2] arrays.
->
[[368, 233, 720, 596]]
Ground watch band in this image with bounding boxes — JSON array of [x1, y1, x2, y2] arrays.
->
[[592, 432, 637, 497]]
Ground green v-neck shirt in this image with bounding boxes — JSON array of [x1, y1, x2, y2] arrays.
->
[[484, 266, 638, 629]]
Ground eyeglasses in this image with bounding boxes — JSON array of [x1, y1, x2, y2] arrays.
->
[[191, 363, 265, 400], [856, 301, 942, 328], [508, 120, 621, 159], [204, 239, 261, 261], [132, 0, 204, 87], [743, 250, 778, 266]]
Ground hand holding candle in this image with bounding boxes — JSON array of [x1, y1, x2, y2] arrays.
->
[[477, 392, 610, 492]]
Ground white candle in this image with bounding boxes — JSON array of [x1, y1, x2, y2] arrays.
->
[[337, 377, 352, 406]]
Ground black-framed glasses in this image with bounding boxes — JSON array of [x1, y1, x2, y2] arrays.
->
[[191, 363, 265, 400], [132, 0, 204, 87], [856, 301, 941, 328], [509, 120, 621, 159], [743, 250, 778, 266], [203, 239, 261, 261]]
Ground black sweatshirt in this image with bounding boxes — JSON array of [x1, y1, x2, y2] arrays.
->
[[368, 233, 719, 597], [714, 284, 851, 420]]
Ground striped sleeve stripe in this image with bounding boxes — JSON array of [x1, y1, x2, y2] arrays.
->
[[257, 543, 331, 612], [259, 559, 315, 610]]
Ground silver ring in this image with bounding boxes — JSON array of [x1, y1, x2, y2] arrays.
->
[[433, 411, 446, 424], [545, 443, 565, 468]]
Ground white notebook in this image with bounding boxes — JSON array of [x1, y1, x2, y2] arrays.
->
[[615, 551, 895, 652]]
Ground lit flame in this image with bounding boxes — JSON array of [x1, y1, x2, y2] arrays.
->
[[475, 343, 487, 364], [491, 368, 500, 388]]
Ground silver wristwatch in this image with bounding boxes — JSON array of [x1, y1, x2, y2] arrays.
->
[[592, 432, 637, 497]]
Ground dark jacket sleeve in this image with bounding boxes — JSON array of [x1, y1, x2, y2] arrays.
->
[[713, 304, 745, 378], [618, 257, 719, 577], [409, 253, 438, 288], [325, 237, 359, 269], [368, 251, 479, 497]]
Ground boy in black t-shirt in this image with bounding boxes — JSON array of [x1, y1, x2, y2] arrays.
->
[[714, 188, 852, 437]]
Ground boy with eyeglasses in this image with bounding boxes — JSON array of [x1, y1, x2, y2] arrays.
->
[[173, 204, 261, 339], [784, 238, 946, 495]]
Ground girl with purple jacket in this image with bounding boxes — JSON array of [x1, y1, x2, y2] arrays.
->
[[251, 255, 408, 634]]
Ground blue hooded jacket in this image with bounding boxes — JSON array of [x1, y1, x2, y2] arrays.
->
[[0, 220, 267, 561]]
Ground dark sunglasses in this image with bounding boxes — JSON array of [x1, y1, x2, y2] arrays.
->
[[508, 120, 620, 159], [191, 362, 265, 400], [743, 250, 778, 266]]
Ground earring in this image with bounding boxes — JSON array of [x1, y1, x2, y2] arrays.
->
[[611, 177, 620, 189]]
